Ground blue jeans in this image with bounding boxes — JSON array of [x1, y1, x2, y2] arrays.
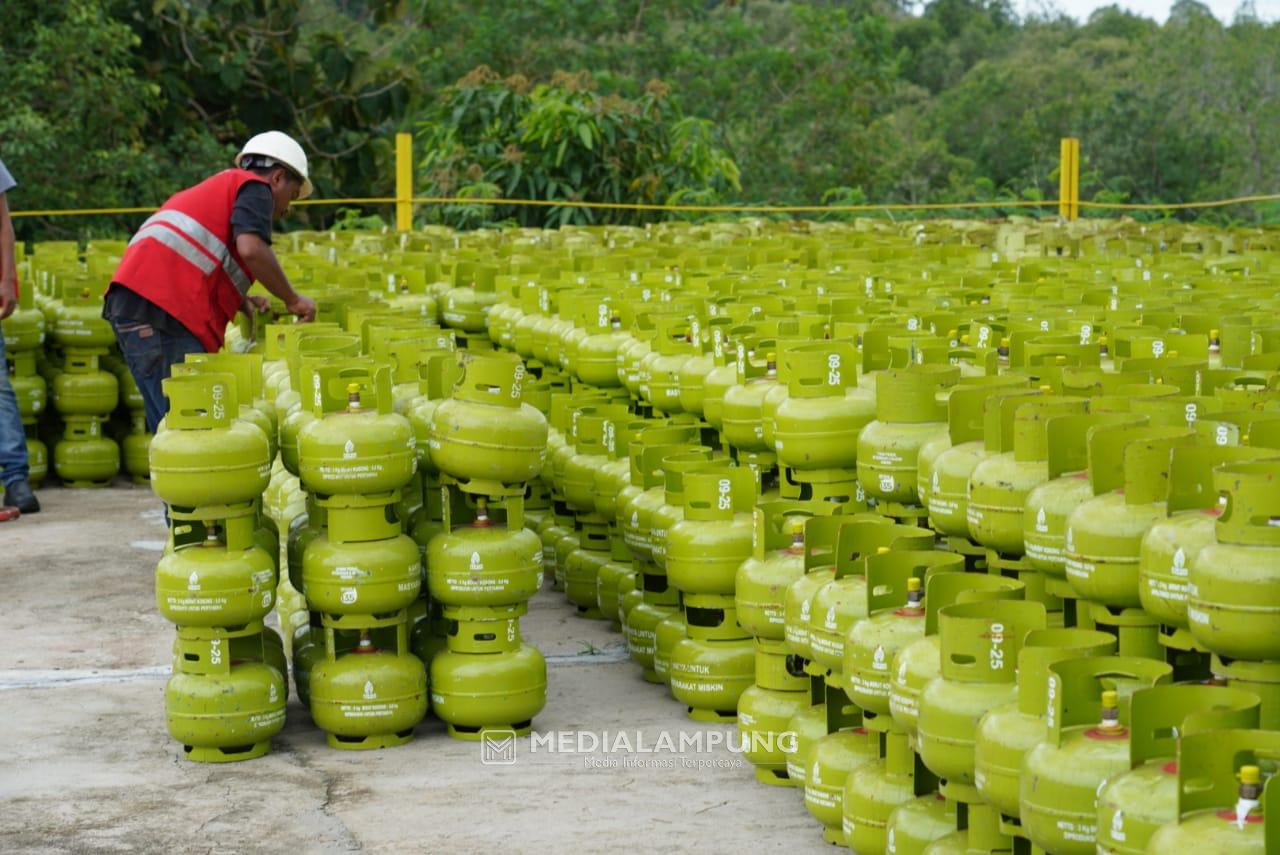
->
[[0, 329, 29, 487], [110, 321, 206, 433]]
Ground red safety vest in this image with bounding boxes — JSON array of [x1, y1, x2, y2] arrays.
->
[[110, 169, 267, 352]]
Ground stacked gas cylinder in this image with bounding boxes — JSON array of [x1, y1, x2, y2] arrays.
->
[[150, 369, 284, 762], [4, 239, 152, 487], [492, 218, 1280, 854], [0, 265, 48, 485], [424, 350, 549, 739]]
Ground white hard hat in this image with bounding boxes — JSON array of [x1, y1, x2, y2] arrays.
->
[[235, 131, 313, 199]]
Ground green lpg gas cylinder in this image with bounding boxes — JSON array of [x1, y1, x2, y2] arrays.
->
[[430, 352, 548, 486], [738, 638, 808, 786], [311, 629, 428, 749], [122, 416, 151, 483], [966, 395, 1088, 555], [1019, 656, 1173, 855], [1064, 424, 1195, 609], [52, 287, 115, 348], [843, 549, 964, 715], [668, 634, 754, 722], [561, 407, 628, 513], [428, 497, 541, 608], [597, 562, 633, 630], [1188, 461, 1280, 659], [156, 515, 276, 626], [1212, 655, 1280, 730], [564, 521, 612, 619], [736, 502, 839, 641], [783, 517, 875, 662], [677, 317, 732, 416], [783, 696, 828, 789], [667, 467, 755, 597], [973, 627, 1116, 819], [649, 451, 722, 575], [574, 301, 629, 388], [590, 417, 643, 523], [772, 342, 875, 470], [917, 600, 1047, 789], [166, 658, 286, 762], [406, 353, 464, 475], [53, 418, 119, 487], [299, 365, 416, 495], [857, 364, 959, 504], [699, 331, 745, 431], [431, 643, 547, 739], [151, 373, 270, 506], [1145, 730, 1279, 854], [25, 435, 47, 487], [51, 354, 118, 416], [302, 494, 421, 615], [842, 727, 929, 855], [922, 380, 1033, 538], [639, 316, 695, 414], [887, 572, 1026, 737], [440, 263, 497, 332], [808, 522, 936, 680], [721, 347, 781, 454], [287, 498, 325, 594], [1137, 445, 1274, 632], [1096, 683, 1260, 855], [884, 793, 957, 855], [1022, 412, 1146, 577], [804, 726, 880, 846], [10, 369, 47, 423], [652, 610, 687, 685]]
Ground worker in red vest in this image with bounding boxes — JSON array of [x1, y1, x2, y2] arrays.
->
[[105, 131, 318, 432]]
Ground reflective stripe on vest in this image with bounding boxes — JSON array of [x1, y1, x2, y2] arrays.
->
[[128, 209, 252, 294]]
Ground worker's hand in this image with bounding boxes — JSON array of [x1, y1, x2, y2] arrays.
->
[[0, 278, 15, 321], [242, 294, 272, 316], [286, 294, 317, 323]]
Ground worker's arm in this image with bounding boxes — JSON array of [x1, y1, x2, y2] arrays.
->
[[0, 193, 16, 321], [234, 232, 316, 322]]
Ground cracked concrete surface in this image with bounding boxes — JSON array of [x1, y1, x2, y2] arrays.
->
[[0, 485, 830, 853]]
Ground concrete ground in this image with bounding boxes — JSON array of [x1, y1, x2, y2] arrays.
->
[[0, 485, 832, 854]]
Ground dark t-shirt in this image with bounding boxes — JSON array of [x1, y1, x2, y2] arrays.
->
[[104, 181, 273, 329]]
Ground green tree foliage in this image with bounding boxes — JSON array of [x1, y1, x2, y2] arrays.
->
[[416, 68, 740, 228], [2, 0, 1279, 234]]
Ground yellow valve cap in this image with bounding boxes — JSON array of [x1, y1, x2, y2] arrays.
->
[[1055, 356, 1066, 365], [960, 334, 970, 345], [1240, 765, 1262, 785], [1040, 384, 1052, 392], [766, 351, 777, 362], [1000, 337, 1011, 347], [1101, 689, 1118, 709], [786, 518, 807, 534], [346, 382, 360, 394], [876, 546, 891, 555], [1211, 328, 1221, 337], [906, 577, 922, 592]]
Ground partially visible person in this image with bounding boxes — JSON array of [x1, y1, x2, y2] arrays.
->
[[105, 131, 317, 433], [0, 157, 38, 515]]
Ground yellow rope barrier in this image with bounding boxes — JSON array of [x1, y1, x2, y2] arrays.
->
[[11, 192, 1280, 219]]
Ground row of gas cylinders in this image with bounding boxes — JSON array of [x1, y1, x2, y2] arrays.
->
[[527, 356, 1280, 853], [1, 263, 152, 487]]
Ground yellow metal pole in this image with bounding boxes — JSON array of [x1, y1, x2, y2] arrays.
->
[[1059, 137, 1080, 221], [1059, 138, 1072, 219], [1069, 138, 1080, 221], [395, 132, 413, 232]]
